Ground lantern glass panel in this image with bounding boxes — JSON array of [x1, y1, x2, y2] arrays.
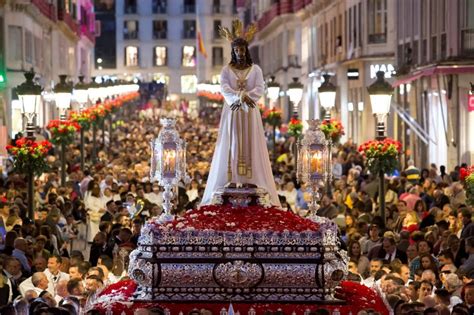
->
[[74, 89, 89, 105], [20, 94, 40, 115], [369, 94, 392, 115], [267, 86, 280, 102], [161, 143, 177, 179], [55, 92, 72, 110], [309, 144, 324, 180], [319, 90, 336, 111]]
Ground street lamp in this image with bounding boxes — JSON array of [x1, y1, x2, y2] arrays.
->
[[54, 75, 73, 186], [74, 76, 89, 172], [267, 76, 280, 108], [287, 77, 303, 117], [367, 70, 393, 227], [318, 74, 336, 122], [368, 71, 393, 140], [16, 70, 42, 220], [88, 78, 99, 164]]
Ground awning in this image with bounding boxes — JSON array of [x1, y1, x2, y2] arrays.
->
[[392, 64, 474, 87]]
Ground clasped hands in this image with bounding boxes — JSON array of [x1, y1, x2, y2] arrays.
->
[[231, 93, 256, 111]]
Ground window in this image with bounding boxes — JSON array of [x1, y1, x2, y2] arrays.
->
[[152, 0, 167, 14], [124, 20, 138, 40], [367, 0, 387, 44], [213, 20, 222, 39], [154, 46, 167, 66], [125, 46, 139, 66], [8, 26, 22, 66], [25, 30, 33, 64], [182, 20, 196, 39], [213, 0, 222, 13], [153, 20, 167, 39], [212, 47, 223, 66], [182, 45, 196, 67], [124, 0, 137, 14], [460, 0, 474, 55], [183, 0, 195, 13], [181, 75, 197, 94]]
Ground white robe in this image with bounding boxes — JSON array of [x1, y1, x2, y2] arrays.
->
[[201, 64, 280, 206]]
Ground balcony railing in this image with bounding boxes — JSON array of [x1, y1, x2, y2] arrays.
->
[[212, 5, 225, 14], [152, 5, 167, 14], [182, 5, 195, 14], [32, 0, 57, 21], [124, 31, 139, 40], [153, 31, 167, 39], [58, 6, 78, 34], [182, 30, 196, 39], [461, 29, 474, 55], [368, 33, 387, 44], [124, 5, 137, 14]]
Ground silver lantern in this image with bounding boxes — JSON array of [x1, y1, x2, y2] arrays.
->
[[297, 120, 330, 214], [150, 118, 187, 222]]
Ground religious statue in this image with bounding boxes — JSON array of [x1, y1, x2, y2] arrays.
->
[[201, 20, 280, 206]]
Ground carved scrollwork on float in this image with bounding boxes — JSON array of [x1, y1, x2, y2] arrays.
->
[[213, 260, 264, 288]]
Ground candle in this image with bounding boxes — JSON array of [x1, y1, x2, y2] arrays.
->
[[310, 152, 322, 174], [163, 150, 176, 173]]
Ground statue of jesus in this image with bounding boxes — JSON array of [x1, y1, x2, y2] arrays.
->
[[201, 20, 280, 206]]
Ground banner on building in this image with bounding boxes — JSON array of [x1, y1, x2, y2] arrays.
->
[[469, 94, 474, 112]]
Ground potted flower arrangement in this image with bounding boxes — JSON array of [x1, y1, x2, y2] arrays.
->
[[46, 120, 81, 146], [288, 117, 303, 138], [263, 108, 282, 127], [6, 138, 52, 175], [89, 104, 108, 125], [358, 138, 402, 175], [460, 166, 474, 206], [69, 110, 91, 130], [320, 119, 345, 144]]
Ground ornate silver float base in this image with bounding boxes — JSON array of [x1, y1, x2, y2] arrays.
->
[[129, 217, 348, 303], [211, 185, 271, 207]]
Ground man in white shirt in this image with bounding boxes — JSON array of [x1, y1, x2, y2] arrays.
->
[[44, 255, 70, 296], [145, 184, 163, 205], [19, 272, 51, 296]]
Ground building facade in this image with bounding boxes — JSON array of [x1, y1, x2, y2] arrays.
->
[[92, 0, 237, 101], [394, 0, 474, 169], [0, 0, 95, 139]]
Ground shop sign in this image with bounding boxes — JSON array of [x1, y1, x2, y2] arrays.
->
[[370, 64, 395, 79], [469, 94, 474, 112]]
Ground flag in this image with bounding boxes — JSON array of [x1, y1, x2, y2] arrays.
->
[[196, 16, 207, 58], [197, 30, 207, 58]]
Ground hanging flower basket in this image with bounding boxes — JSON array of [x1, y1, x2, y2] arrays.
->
[[69, 110, 91, 130], [88, 104, 108, 125], [288, 117, 303, 138], [6, 138, 52, 176], [263, 108, 282, 127], [460, 166, 474, 206], [358, 138, 402, 175], [320, 118, 345, 144], [46, 119, 81, 146]]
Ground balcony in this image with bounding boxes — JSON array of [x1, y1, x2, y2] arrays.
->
[[58, 5, 78, 34], [182, 5, 195, 14], [124, 31, 139, 40], [80, 24, 95, 43], [153, 31, 167, 40], [32, 0, 57, 22], [182, 30, 196, 39]]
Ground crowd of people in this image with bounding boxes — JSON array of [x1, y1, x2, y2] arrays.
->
[[0, 97, 472, 315]]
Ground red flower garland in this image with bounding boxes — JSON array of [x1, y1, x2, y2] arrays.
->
[[155, 205, 319, 232]]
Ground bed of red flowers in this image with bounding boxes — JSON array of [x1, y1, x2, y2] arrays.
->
[[88, 280, 389, 315], [155, 205, 319, 232]]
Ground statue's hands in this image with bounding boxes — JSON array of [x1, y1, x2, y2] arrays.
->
[[242, 94, 256, 108], [230, 101, 241, 111]]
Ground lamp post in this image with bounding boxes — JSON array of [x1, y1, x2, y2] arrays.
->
[[287, 78, 303, 168], [318, 74, 337, 196], [54, 75, 72, 186], [267, 76, 280, 163], [88, 78, 99, 164], [16, 70, 42, 220], [150, 118, 187, 223], [367, 70, 393, 227], [297, 120, 330, 215], [74, 76, 89, 172]]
